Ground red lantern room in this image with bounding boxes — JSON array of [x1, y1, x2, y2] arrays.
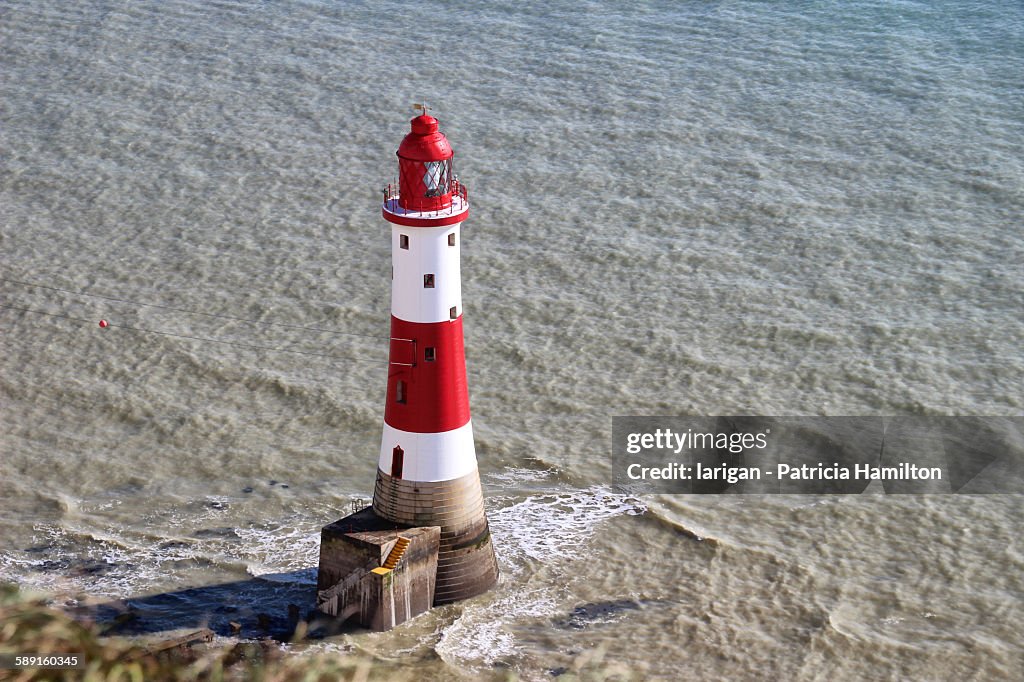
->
[[383, 107, 469, 227], [397, 114, 454, 212]]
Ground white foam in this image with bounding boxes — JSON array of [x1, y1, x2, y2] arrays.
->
[[0, 522, 206, 597], [484, 466, 557, 486], [487, 485, 645, 575], [0, 504, 325, 598], [233, 521, 321, 583], [436, 589, 557, 669], [436, 485, 645, 671]]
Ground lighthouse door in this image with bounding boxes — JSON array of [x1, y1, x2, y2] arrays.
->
[[391, 446, 405, 480]]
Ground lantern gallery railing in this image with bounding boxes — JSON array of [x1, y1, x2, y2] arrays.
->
[[382, 179, 468, 217]]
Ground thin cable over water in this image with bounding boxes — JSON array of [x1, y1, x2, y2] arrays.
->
[[0, 303, 388, 365], [0, 276, 390, 340]]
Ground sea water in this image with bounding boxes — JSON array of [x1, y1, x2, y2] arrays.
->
[[2, 1, 1022, 679]]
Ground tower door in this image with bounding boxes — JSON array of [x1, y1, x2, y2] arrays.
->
[[391, 446, 404, 480]]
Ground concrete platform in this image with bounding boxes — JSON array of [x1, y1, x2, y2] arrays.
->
[[316, 506, 440, 631]]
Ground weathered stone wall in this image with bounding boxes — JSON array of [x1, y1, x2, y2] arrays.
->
[[372, 469, 499, 604], [316, 506, 441, 631]]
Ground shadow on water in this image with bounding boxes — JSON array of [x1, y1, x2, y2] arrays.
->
[[84, 570, 356, 641]]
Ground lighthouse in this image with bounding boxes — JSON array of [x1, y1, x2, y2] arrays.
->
[[316, 108, 498, 630], [374, 109, 500, 603]]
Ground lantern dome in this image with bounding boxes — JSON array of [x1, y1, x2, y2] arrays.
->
[[397, 115, 453, 161]]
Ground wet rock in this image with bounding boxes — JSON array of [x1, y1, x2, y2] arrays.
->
[[207, 500, 229, 510], [242, 486, 254, 494], [68, 559, 114, 577], [34, 559, 70, 573], [555, 599, 646, 630], [166, 556, 214, 569], [192, 527, 237, 539]]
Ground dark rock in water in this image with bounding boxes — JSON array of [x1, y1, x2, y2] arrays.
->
[[69, 559, 114, 577], [166, 556, 214, 569], [280, 484, 289, 489], [268, 480, 278, 486], [159, 540, 191, 550], [35, 559, 70, 573], [192, 527, 238, 539], [24, 545, 50, 554], [549, 667, 569, 677], [206, 500, 229, 510], [137, 628, 214, 655], [555, 599, 647, 630], [242, 486, 254, 494]]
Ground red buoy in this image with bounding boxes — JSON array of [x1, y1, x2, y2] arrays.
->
[[99, 320, 108, 328]]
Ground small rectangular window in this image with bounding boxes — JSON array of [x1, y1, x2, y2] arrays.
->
[[400, 235, 409, 249], [395, 380, 406, 404], [450, 306, 457, 319], [424, 274, 435, 288], [448, 233, 456, 247], [424, 347, 436, 362]]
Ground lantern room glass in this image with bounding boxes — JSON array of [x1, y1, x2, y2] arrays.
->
[[423, 160, 451, 197], [398, 157, 454, 211]]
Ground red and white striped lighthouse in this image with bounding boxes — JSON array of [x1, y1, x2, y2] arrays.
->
[[371, 109, 499, 604]]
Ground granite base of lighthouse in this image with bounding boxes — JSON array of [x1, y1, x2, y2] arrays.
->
[[372, 469, 500, 604], [316, 469, 500, 630], [316, 507, 440, 631]]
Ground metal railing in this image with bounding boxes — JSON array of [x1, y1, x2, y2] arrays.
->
[[382, 180, 468, 215]]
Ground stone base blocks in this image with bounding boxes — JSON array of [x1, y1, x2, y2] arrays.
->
[[316, 468, 499, 631], [316, 506, 440, 631], [372, 468, 499, 604]]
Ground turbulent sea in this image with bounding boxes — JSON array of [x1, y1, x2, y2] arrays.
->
[[1, 1, 1022, 679]]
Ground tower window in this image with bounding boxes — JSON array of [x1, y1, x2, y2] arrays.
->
[[395, 380, 406, 404], [448, 233, 456, 247], [400, 234, 409, 249], [424, 347, 436, 362], [450, 306, 457, 319], [424, 274, 435, 288]]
